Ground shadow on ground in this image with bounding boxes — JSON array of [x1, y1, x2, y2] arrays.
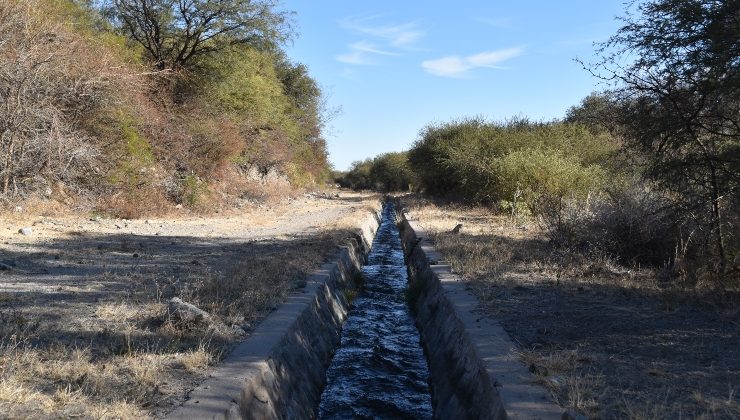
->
[[0, 227, 359, 416], [437, 231, 740, 419]]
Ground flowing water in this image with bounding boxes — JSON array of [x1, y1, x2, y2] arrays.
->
[[317, 203, 433, 419]]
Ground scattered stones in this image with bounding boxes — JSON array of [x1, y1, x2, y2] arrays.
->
[[168, 297, 212, 325], [18, 227, 33, 236]]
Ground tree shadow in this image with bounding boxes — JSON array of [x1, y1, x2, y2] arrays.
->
[[436, 231, 740, 418]]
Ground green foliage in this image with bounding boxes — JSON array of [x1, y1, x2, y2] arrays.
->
[[0, 0, 331, 212], [108, 0, 292, 71], [337, 152, 415, 192], [590, 0, 740, 272], [121, 116, 154, 164], [336, 160, 372, 190], [184, 45, 330, 185], [369, 152, 416, 192], [180, 174, 208, 206], [197, 48, 293, 129], [408, 118, 617, 204], [498, 149, 606, 213], [565, 92, 621, 134]]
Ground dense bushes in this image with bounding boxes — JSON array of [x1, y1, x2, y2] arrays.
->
[[408, 118, 616, 210], [399, 112, 737, 282], [0, 0, 331, 213], [347, 114, 735, 282], [337, 152, 415, 192], [0, 0, 130, 196]]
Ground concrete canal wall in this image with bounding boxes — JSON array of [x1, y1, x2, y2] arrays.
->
[[167, 204, 382, 419], [168, 199, 563, 419], [397, 207, 564, 420]]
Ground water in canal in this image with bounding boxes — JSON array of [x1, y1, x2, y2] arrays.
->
[[318, 203, 432, 419]]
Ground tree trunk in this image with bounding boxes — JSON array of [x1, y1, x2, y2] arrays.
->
[[709, 165, 726, 274]]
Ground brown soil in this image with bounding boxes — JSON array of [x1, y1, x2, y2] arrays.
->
[[0, 191, 380, 418], [402, 196, 740, 420]]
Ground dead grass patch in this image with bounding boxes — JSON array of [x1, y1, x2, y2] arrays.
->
[[0, 192, 380, 416], [401, 195, 740, 419]]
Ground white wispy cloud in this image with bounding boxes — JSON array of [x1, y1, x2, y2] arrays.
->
[[421, 47, 524, 77], [340, 15, 424, 49], [336, 15, 425, 65], [335, 42, 400, 65], [349, 41, 400, 56], [336, 50, 375, 65]]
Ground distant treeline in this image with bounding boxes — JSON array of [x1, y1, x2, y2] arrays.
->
[[337, 0, 739, 283], [0, 0, 331, 216]]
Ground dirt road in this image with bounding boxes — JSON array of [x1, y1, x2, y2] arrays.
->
[[0, 192, 380, 418]]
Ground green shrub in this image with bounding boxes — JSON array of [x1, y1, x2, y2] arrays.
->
[[408, 118, 616, 204], [337, 152, 415, 192]]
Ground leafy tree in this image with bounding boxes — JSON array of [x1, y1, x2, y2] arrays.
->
[[587, 0, 740, 272], [338, 159, 373, 190], [107, 0, 292, 70], [565, 92, 621, 134], [408, 118, 616, 202], [369, 152, 415, 192]]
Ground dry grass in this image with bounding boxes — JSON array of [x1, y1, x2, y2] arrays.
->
[[0, 192, 380, 417], [402, 195, 740, 419], [0, 339, 155, 418]]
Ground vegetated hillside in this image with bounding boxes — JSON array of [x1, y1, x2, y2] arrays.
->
[[0, 0, 331, 217]]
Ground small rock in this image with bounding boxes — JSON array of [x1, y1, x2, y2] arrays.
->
[[13, 206, 22, 213], [18, 227, 32, 236], [230, 325, 247, 336], [175, 204, 183, 209], [334, 193, 340, 198], [132, 253, 139, 258], [450, 223, 463, 234], [168, 297, 212, 325], [90, 216, 101, 222], [115, 223, 123, 229]]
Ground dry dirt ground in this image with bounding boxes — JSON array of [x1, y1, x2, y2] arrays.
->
[[402, 196, 739, 420], [0, 191, 380, 418]]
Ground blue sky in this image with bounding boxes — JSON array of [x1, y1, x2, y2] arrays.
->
[[281, 1, 627, 170]]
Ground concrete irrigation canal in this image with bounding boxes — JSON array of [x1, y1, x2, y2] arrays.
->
[[169, 199, 563, 419], [318, 203, 432, 418]]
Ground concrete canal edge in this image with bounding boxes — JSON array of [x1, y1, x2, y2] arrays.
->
[[166, 203, 382, 420], [168, 199, 566, 419], [397, 207, 565, 419]]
